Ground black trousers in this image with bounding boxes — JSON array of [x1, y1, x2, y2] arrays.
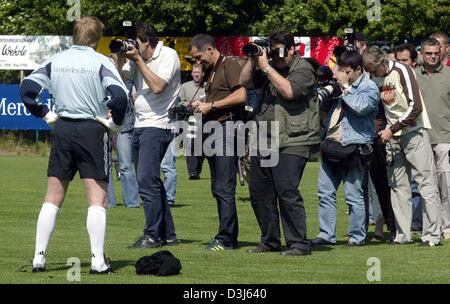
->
[[249, 153, 310, 250], [370, 142, 396, 234], [186, 155, 204, 177]]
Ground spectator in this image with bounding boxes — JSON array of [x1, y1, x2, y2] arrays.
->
[[430, 32, 450, 66], [415, 37, 450, 240], [108, 53, 140, 209], [179, 63, 206, 180], [364, 46, 442, 246], [394, 43, 418, 67]]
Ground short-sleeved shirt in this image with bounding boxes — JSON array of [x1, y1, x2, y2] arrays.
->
[[25, 45, 127, 120], [122, 42, 181, 129], [204, 56, 244, 122]]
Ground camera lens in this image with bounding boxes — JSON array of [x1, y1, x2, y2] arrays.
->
[[242, 44, 262, 57]]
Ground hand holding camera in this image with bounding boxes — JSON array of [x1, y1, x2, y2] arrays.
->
[[333, 70, 350, 89]]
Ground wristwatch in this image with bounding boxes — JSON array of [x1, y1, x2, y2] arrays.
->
[[211, 100, 217, 112]]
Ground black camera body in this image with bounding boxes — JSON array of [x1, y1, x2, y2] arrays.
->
[[169, 104, 195, 121], [316, 66, 342, 103], [242, 38, 270, 57]]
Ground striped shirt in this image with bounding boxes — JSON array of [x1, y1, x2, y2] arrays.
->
[[372, 60, 431, 136]]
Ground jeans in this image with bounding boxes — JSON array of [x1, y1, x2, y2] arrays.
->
[[116, 131, 140, 208], [161, 137, 177, 203], [205, 123, 239, 248], [133, 127, 176, 242], [107, 138, 117, 208], [318, 160, 369, 245]]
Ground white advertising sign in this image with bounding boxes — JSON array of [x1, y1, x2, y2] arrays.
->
[[0, 35, 72, 70]]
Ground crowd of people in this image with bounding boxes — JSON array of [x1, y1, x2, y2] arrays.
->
[[20, 16, 450, 273]]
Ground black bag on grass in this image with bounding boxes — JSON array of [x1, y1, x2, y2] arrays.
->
[[135, 250, 182, 276]]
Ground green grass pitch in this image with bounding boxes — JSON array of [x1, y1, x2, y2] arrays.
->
[[1, 155, 449, 284]]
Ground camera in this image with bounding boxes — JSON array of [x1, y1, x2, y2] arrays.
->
[[109, 38, 138, 53], [169, 104, 195, 121], [109, 20, 138, 53], [242, 38, 270, 57], [316, 66, 342, 103]]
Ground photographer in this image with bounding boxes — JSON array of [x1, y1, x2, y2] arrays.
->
[[188, 34, 247, 251], [119, 23, 181, 248], [239, 30, 320, 256], [311, 50, 379, 247]]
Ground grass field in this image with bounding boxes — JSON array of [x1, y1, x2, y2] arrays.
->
[[1, 155, 449, 284]]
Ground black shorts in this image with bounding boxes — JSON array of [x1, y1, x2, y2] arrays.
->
[[48, 117, 110, 181]]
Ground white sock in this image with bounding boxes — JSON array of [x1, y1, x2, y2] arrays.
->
[[87, 206, 107, 271], [33, 202, 59, 267]]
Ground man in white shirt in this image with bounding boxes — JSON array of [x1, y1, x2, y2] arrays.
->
[[120, 23, 181, 248]]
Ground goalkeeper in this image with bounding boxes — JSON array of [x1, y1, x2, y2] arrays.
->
[[19, 16, 128, 274]]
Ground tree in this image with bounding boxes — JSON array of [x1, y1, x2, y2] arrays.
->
[[0, 0, 448, 42]]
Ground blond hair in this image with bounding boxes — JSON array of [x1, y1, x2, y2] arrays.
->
[[73, 16, 104, 48]]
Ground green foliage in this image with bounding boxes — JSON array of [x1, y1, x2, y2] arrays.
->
[[0, 1, 448, 41]]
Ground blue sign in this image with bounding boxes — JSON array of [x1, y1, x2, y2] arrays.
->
[[0, 84, 54, 130]]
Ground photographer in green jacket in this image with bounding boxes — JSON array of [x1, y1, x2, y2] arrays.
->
[[239, 30, 320, 256]]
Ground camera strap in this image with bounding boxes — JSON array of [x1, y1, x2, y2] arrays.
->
[[187, 84, 202, 110], [207, 54, 226, 90]]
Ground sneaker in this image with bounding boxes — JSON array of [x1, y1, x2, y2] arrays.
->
[[163, 239, 180, 246], [128, 235, 161, 249], [347, 240, 365, 247], [390, 240, 414, 245], [280, 247, 311, 256], [89, 266, 114, 275], [90, 255, 114, 274], [32, 264, 46, 273], [247, 244, 281, 253], [168, 201, 175, 207], [420, 240, 438, 247], [310, 237, 335, 246], [206, 239, 233, 251], [189, 175, 200, 180], [373, 233, 384, 241]]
